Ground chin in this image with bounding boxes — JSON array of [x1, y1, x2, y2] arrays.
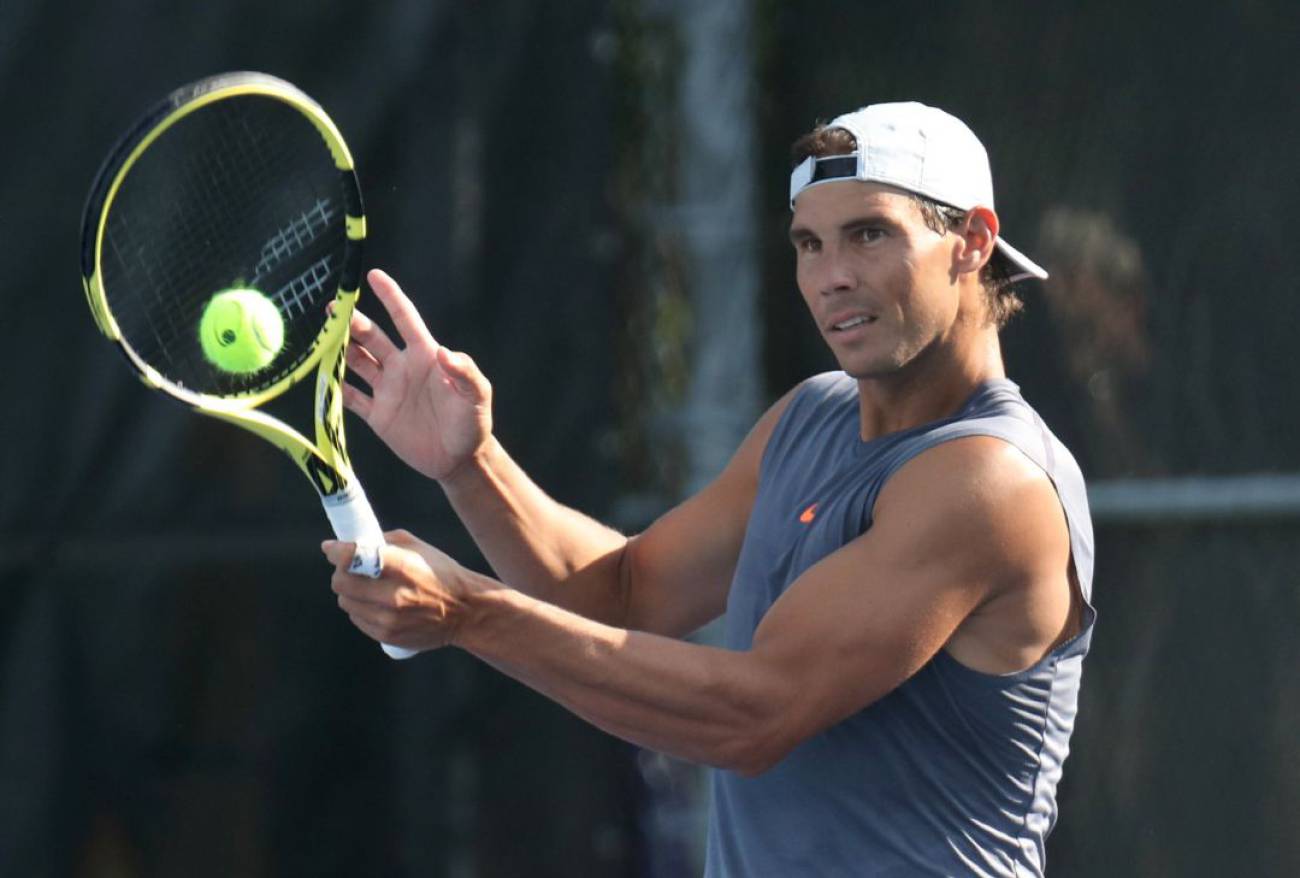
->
[[836, 356, 903, 381], [832, 334, 936, 382], [837, 361, 899, 382]]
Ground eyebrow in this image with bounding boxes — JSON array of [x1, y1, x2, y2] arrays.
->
[[788, 225, 816, 245], [788, 211, 903, 244]]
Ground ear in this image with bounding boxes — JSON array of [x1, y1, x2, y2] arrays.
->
[[953, 206, 1000, 276]]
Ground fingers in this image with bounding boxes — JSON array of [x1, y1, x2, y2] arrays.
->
[[346, 611, 403, 647], [345, 338, 382, 386], [336, 584, 407, 644], [348, 307, 402, 364], [322, 540, 373, 587], [322, 539, 418, 595], [323, 540, 399, 606], [359, 270, 488, 404], [322, 537, 464, 651], [339, 381, 373, 420], [367, 269, 437, 349], [322, 539, 428, 648]]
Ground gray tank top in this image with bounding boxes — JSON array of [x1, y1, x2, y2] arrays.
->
[[705, 372, 1095, 877]]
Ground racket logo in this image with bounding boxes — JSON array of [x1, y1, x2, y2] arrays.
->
[[315, 341, 352, 470]]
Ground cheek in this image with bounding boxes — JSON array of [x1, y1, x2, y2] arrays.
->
[[879, 270, 950, 343], [902, 246, 959, 314], [794, 261, 819, 309], [916, 236, 961, 287]]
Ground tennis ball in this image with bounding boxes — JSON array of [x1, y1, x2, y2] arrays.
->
[[199, 288, 284, 374]]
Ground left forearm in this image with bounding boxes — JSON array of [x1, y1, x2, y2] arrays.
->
[[458, 572, 785, 773]]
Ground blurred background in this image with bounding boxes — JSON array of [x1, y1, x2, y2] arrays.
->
[[2, 0, 1298, 875]]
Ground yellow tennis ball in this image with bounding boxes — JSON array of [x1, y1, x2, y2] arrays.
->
[[199, 288, 284, 374]]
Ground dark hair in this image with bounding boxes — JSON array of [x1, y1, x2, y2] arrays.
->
[[790, 124, 1023, 329]]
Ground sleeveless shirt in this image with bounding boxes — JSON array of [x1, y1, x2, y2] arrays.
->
[[704, 372, 1096, 877]]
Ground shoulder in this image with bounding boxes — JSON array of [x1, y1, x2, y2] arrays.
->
[[879, 434, 1060, 523], [717, 373, 855, 497], [874, 436, 1069, 585], [763, 371, 856, 446], [795, 370, 857, 408], [873, 435, 1081, 673], [746, 372, 847, 447], [893, 432, 1050, 487]]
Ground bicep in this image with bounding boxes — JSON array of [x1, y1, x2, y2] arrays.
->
[[749, 521, 984, 738]]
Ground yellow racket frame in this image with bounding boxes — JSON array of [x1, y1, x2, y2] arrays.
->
[[80, 72, 367, 498]]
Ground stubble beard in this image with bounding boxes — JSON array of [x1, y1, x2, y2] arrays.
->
[[834, 324, 945, 383]]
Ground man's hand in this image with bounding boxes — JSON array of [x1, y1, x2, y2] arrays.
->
[[322, 529, 481, 652], [342, 269, 492, 482]]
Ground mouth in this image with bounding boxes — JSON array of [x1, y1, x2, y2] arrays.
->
[[827, 314, 877, 333]]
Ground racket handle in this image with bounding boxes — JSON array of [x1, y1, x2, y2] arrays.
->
[[322, 484, 419, 661]]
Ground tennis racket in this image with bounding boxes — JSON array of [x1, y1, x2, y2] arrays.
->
[[79, 71, 415, 660]]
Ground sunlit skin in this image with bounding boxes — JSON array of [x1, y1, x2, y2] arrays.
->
[[789, 181, 1004, 439]]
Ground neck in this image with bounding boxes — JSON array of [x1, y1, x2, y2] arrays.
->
[[855, 328, 1005, 441]]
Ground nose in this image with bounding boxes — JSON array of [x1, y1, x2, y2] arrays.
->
[[814, 246, 857, 297]]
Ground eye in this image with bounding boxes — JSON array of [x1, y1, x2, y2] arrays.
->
[[795, 236, 821, 255], [852, 226, 886, 244]]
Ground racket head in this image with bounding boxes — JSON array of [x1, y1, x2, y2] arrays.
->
[[79, 71, 365, 411]]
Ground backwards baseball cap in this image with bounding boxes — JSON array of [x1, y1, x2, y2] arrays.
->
[[789, 101, 1047, 282]]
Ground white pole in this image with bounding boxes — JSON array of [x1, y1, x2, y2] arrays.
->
[[641, 1, 760, 874]]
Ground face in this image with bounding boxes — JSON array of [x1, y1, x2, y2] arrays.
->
[[789, 181, 968, 381]]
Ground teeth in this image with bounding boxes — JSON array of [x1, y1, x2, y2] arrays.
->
[[833, 316, 869, 330]]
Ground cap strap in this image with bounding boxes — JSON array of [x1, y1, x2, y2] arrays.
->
[[789, 154, 860, 207]]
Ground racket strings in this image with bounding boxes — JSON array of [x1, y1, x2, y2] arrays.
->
[[251, 197, 337, 285], [100, 96, 349, 398], [253, 198, 341, 319], [106, 106, 288, 379], [119, 107, 282, 357]]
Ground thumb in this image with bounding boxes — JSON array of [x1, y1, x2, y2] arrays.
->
[[320, 539, 355, 568], [437, 346, 491, 402]]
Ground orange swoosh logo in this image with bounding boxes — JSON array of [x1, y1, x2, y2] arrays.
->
[[799, 503, 818, 524]]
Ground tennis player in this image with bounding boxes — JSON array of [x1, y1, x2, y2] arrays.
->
[[324, 101, 1095, 877]]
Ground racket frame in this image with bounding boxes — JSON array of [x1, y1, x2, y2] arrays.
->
[[80, 72, 415, 659], [80, 72, 366, 502]]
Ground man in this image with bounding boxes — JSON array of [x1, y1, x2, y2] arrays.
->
[[324, 101, 1095, 876]]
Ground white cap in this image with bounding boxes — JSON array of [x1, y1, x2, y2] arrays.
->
[[789, 101, 1047, 282]]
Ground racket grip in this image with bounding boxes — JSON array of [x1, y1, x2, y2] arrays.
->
[[322, 484, 419, 661]]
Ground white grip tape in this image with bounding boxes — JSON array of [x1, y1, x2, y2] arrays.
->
[[322, 485, 419, 661], [348, 543, 384, 579], [322, 483, 384, 543]]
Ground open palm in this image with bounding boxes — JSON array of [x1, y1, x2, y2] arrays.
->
[[341, 269, 492, 482]]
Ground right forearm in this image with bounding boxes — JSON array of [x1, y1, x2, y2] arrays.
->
[[438, 436, 631, 625]]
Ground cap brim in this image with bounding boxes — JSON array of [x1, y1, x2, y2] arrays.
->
[[995, 237, 1048, 282]]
